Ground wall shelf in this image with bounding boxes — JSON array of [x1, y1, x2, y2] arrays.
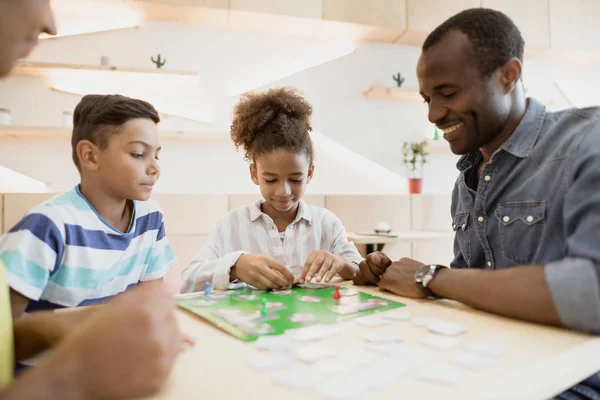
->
[[363, 86, 422, 103], [0, 125, 228, 141], [12, 61, 198, 78]]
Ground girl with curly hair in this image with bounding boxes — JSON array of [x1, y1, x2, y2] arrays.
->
[[182, 87, 362, 292]]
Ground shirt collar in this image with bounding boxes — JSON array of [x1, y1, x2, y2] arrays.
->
[[249, 199, 312, 224], [456, 97, 546, 171]]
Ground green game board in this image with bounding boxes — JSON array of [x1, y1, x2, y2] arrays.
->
[[177, 285, 405, 342]]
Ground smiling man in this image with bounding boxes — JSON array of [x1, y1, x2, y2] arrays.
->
[[353, 8, 600, 399]]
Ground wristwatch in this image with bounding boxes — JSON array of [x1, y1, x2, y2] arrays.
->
[[414, 264, 449, 298]]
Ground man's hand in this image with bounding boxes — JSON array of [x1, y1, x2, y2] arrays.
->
[[297, 251, 346, 283], [44, 280, 184, 399], [378, 257, 428, 298], [352, 252, 391, 285], [231, 254, 294, 290]]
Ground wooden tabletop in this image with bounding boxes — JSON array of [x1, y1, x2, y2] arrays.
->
[[148, 282, 600, 400]]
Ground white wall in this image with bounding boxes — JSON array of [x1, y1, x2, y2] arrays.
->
[[1, 22, 599, 195]]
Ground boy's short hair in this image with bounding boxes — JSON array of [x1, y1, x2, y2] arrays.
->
[[71, 94, 160, 169]]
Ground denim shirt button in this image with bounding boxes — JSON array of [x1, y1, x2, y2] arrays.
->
[[526, 216, 534, 223], [503, 216, 510, 223], [487, 261, 492, 267], [484, 175, 491, 182], [478, 216, 485, 222]]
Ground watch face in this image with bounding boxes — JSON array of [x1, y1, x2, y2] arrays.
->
[[414, 265, 431, 283]]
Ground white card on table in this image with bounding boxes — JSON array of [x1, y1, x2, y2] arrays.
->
[[416, 363, 465, 385], [382, 310, 411, 321], [335, 348, 379, 367], [411, 316, 441, 327], [364, 332, 403, 343], [450, 351, 496, 370], [294, 343, 334, 363], [428, 320, 467, 336], [275, 366, 324, 389], [249, 351, 293, 370], [312, 376, 368, 400], [313, 359, 353, 375], [465, 340, 507, 358], [421, 334, 461, 350], [355, 316, 390, 327], [255, 335, 294, 351]]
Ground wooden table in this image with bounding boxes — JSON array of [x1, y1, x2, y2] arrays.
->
[[150, 282, 600, 400]]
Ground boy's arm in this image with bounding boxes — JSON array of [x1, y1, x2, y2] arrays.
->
[[141, 217, 177, 283], [12, 307, 95, 362], [2, 211, 64, 320]]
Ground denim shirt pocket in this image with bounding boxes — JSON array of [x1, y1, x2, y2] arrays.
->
[[495, 201, 546, 264], [452, 211, 471, 262]]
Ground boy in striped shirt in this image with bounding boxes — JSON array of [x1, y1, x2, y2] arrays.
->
[[1, 94, 177, 317]]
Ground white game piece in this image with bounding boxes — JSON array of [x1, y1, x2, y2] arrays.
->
[[364, 332, 403, 343], [275, 366, 324, 389], [415, 363, 465, 385], [421, 334, 462, 350], [353, 358, 413, 389], [313, 359, 353, 375], [428, 320, 467, 336], [249, 351, 293, 370], [355, 316, 390, 327], [288, 312, 318, 324], [366, 343, 438, 365], [382, 310, 411, 321], [465, 340, 507, 358], [313, 376, 368, 400], [285, 324, 340, 342], [255, 335, 294, 351], [335, 348, 379, 367], [411, 316, 440, 327], [293, 343, 334, 363], [450, 351, 496, 370], [298, 295, 323, 303]]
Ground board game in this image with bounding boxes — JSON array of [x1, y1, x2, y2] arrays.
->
[[176, 284, 406, 342]]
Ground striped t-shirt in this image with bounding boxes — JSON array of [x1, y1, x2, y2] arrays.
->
[[0, 186, 177, 311]]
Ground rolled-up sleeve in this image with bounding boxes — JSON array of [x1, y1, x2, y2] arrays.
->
[[545, 122, 600, 333]]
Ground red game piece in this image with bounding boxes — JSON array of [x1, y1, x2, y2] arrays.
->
[[333, 285, 341, 301]]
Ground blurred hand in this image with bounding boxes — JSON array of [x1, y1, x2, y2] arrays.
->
[[46, 280, 184, 399]]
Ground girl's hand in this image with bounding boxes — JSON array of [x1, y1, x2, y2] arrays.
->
[[298, 251, 345, 283]]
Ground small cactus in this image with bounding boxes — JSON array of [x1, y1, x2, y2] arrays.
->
[[151, 53, 166, 69], [392, 72, 405, 87]]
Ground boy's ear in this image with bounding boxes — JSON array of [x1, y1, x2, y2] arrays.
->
[[249, 163, 259, 185], [76, 140, 99, 171], [306, 164, 315, 183]]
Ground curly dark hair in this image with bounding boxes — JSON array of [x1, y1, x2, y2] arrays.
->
[[423, 8, 524, 77], [230, 87, 313, 163]]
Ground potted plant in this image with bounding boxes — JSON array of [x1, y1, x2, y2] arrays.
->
[[402, 140, 428, 194]]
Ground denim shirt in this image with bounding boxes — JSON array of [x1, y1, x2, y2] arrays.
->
[[450, 98, 600, 334]]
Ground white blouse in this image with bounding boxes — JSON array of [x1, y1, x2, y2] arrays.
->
[[181, 200, 363, 292]]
